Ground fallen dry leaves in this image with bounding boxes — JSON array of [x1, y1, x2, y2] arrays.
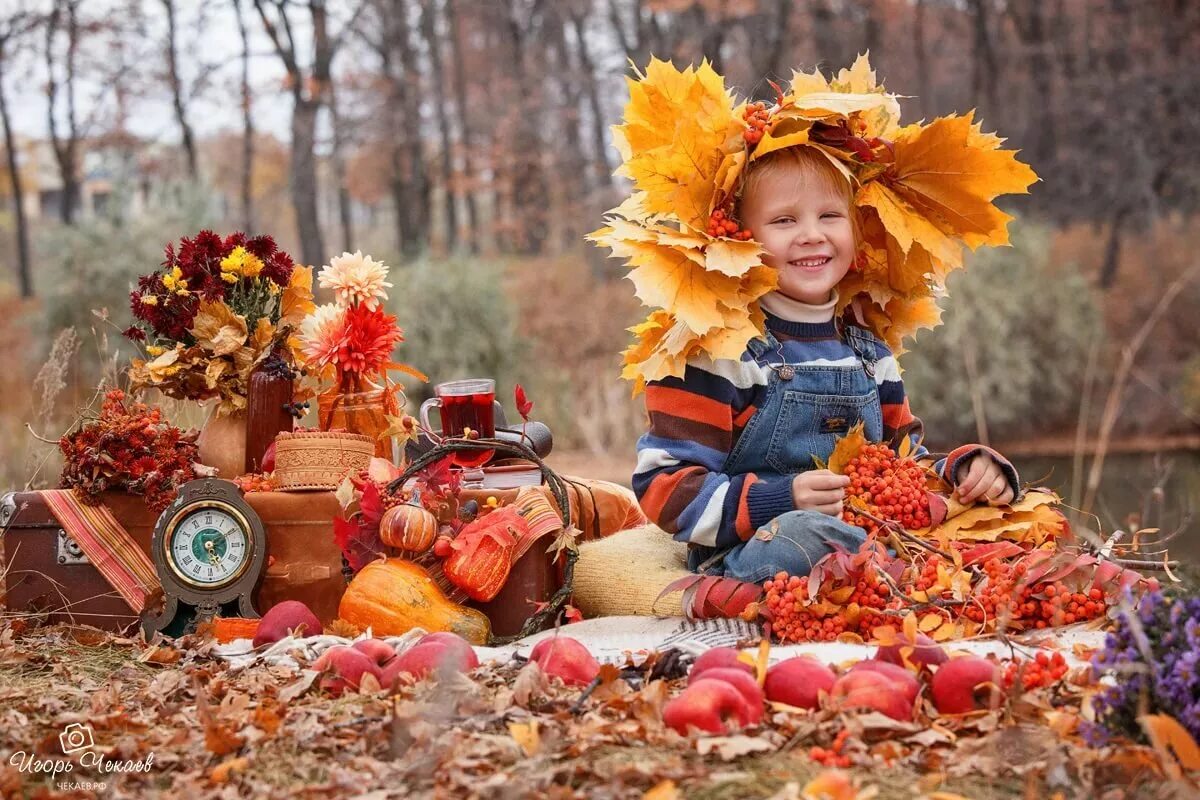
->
[[0, 620, 1195, 799]]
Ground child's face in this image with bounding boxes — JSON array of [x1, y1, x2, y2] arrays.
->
[[740, 165, 855, 305]]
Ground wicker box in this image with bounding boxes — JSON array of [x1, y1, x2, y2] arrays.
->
[[274, 430, 374, 490]]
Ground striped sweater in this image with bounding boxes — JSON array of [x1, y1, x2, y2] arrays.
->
[[632, 310, 1019, 549]]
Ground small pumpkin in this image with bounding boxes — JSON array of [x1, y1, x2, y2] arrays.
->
[[443, 506, 527, 602], [337, 558, 491, 644], [380, 502, 439, 553]]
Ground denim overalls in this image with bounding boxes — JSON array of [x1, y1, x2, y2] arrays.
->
[[686, 323, 883, 583]]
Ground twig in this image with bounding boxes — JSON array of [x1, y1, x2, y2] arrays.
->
[[852, 504, 953, 561]]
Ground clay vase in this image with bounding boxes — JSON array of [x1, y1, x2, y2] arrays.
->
[[197, 405, 248, 479]]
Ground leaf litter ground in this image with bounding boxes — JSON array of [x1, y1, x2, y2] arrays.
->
[[0, 620, 1195, 800]]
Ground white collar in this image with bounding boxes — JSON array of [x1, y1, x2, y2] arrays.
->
[[759, 289, 839, 324]]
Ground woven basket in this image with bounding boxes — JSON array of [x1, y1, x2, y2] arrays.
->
[[572, 524, 689, 618], [274, 430, 374, 490]]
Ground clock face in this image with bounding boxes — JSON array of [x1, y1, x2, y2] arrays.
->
[[167, 506, 251, 588]]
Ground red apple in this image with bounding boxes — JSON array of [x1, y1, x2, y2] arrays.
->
[[253, 600, 322, 647], [351, 638, 398, 667], [529, 636, 600, 687], [763, 657, 837, 710], [313, 646, 381, 696], [691, 668, 764, 723], [689, 647, 756, 682], [931, 656, 1005, 715], [419, 632, 477, 659], [874, 633, 948, 671], [260, 441, 277, 473], [831, 669, 915, 722], [386, 640, 478, 683], [847, 660, 921, 706], [663, 678, 757, 734]]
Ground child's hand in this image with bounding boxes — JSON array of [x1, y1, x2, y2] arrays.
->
[[791, 470, 851, 516], [953, 454, 1015, 505]]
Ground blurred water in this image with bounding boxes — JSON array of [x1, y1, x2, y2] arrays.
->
[[1012, 452, 1200, 563]]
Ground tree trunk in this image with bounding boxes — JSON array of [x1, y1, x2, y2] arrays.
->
[[968, 0, 998, 111], [1098, 205, 1129, 289], [393, 0, 429, 258], [328, 85, 354, 252], [162, 0, 198, 178], [45, 0, 81, 224], [810, 0, 838, 68], [0, 38, 31, 297], [291, 99, 325, 267], [421, 0, 459, 253], [914, 0, 932, 118], [233, 0, 255, 231], [446, 0, 479, 253], [568, 9, 612, 189]]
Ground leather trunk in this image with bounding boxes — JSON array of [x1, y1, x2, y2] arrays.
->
[[1, 490, 349, 630]]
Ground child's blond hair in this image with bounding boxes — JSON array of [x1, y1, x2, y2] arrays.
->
[[738, 146, 862, 249]]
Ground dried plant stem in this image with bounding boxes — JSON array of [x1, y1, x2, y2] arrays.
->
[[1082, 261, 1200, 515]]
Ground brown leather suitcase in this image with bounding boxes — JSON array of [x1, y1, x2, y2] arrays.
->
[[1, 491, 152, 632], [1, 490, 350, 631]]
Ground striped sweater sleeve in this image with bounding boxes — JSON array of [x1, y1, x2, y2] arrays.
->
[[872, 340, 1020, 496], [632, 360, 794, 549]]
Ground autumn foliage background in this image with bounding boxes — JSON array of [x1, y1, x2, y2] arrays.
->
[[0, 0, 1197, 553]]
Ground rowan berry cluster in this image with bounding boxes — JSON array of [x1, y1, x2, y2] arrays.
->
[[763, 570, 901, 643], [809, 729, 852, 768], [841, 443, 931, 535], [705, 207, 753, 240], [1004, 651, 1069, 691], [234, 473, 278, 493], [742, 101, 771, 146]]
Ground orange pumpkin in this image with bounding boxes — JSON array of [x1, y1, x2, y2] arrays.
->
[[443, 507, 526, 602], [337, 558, 490, 644], [380, 503, 439, 553]]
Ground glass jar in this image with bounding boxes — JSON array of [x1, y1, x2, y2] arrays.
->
[[317, 374, 402, 460]]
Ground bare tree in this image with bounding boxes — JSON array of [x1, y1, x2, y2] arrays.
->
[[44, 0, 81, 224], [420, 0, 458, 253], [0, 10, 35, 296], [254, 0, 364, 266], [161, 0, 197, 177], [232, 0, 254, 231], [446, 0, 479, 252], [328, 81, 354, 252]]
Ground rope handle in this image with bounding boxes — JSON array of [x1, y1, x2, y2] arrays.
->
[[384, 438, 578, 645]]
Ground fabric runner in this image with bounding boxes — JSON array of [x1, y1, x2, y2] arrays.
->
[[42, 489, 162, 614]]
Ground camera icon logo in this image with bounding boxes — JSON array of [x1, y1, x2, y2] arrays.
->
[[59, 723, 94, 754]]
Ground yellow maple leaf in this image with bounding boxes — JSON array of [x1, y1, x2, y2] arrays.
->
[[889, 113, 1038, 249], [615, 58, 739, 229], [826, 421, 868, 474], [279, 265, 316, 330], [624, 242, 744, 335]]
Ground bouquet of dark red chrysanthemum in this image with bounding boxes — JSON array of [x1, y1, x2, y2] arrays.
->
[[59, 389, 202, 511], [125, 230, 315, 415], [299, 251, 425, 455]]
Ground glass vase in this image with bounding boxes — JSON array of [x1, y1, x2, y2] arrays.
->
[[317, 375, 401, 460]]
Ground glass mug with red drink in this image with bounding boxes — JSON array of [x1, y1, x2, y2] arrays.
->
[[419, 378, 496, 468]]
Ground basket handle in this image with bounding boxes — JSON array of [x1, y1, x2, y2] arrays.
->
[[384, 438, 578, 645]]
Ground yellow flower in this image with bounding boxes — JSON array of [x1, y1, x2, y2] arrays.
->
[[162, 266, 188, 293], [141, 295, 159, 306], [146, 345, 165, 356], [221, 246, 264, 280], [221, 272, 239, 284]]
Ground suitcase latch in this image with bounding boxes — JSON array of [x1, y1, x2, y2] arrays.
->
[[0, 492, 14, 529], [57, 530, 90, 565]]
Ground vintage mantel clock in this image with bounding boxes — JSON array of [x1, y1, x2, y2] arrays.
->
[[141, 478, 267, 637]]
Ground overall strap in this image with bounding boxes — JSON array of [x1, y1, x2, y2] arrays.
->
[[841, 322, 880, 377]]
